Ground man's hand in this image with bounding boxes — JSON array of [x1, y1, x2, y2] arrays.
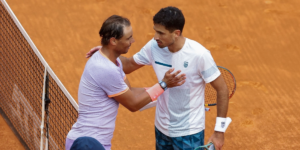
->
[[208, 131, 224, 150], [162, 68, 186, 88], [86, 46, 102, 58]]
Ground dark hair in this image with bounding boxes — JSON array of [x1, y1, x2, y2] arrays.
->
[[99, 15, 131, 45], [153, 6, 185, 34]]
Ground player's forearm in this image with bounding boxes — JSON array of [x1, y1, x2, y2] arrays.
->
[[130, 87, 146, 94], [119, 56, 135, 74], [128, 88, 152, 112], [119, 56, 131, 73], [216, 89, 229, 117], [119, 56, 143, 74]]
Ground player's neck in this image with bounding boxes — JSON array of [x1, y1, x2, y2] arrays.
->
[[101, 46, 120, 66], [168, 36, 186, 53]]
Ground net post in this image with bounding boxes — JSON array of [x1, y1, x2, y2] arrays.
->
[[40, 67, 47, 150], [40, 67, 51, 150], [44, 73, 51, 150]]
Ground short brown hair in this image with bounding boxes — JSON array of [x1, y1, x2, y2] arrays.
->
[[99, 15, 131, 45]]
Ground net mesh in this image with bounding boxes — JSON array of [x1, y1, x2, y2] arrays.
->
[[205, 66, 236, 106], [47, 74, 78, 150], [0, 2, 78, 150]]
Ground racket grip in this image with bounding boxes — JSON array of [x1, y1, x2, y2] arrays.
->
[[209, 144, 215, 150]]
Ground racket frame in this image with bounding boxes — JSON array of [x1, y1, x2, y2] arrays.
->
[[204, 66, 236, 106], [194, 142, 214, 150]]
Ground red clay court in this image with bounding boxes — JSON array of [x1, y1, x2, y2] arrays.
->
[[1, 0, 300, 149]]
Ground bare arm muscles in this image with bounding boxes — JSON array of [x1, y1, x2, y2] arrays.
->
[[114, 79, 150, 112], [208, 75, 229, 150], [119, 56, 144, 74], [114, 88, 152, 112], [210, 75, 229, 117], [113, 69, 186, 112], [86, 46, 145, 74]]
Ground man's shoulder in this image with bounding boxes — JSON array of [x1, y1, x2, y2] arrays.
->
[[185, 38, 210, 56], [186, 38, 206, 50], [86, 54, 117, 74]]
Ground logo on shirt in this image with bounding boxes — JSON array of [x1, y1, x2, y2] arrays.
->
[[184, 61, 188, 68], [221, 122, 225, 128]]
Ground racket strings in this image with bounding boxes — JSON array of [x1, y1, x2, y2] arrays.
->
[[205, 84, 217, 105], [204, 67, 236, 106], [220, 68, 235, 97]]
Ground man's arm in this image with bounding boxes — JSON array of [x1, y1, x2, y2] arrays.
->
[[208, 75, 229, 150], [114, 87, 151, 112], [119, 56, 144, 74], [211, 75, 229, 117], [114, 69, 186, 112], [86, 46, 144, 74]]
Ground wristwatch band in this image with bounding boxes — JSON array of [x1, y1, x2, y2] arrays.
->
[[159, 81, 167, 91]]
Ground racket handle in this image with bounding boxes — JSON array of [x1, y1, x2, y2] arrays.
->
[[205, 108, 210, 111], [209, 143, 215, 150]]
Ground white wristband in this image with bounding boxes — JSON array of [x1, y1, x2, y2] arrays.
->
[[214, 117, 232, 132]]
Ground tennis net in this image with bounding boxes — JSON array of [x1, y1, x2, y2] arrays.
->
[[0, 0, 78, 149]]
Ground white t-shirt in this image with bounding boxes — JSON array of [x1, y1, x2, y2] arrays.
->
[[133, 38, 220, 137]]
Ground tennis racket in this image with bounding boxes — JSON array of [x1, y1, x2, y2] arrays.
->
[[204, 66, 236, 107], [194, 142, 215, 150]]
